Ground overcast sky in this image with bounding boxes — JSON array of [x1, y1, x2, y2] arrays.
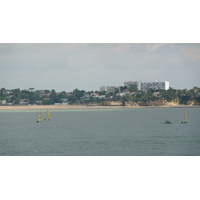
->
[[0, 43, 200, 92]]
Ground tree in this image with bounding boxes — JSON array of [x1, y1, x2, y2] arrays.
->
[[67, 95, 77, 104], [136, 90, 144, 98], [58, 91, 67, 98], [119, 86, 127, 92], [44, 90, 51, 93], [10, 88, 20, 95], [29, 88, 35, 92], [0, 88, 7, 97], [43, 99, 54, 105], [49, 89, 56, 98], [106, 92, 113, 99], [29, 92, 38, 104], [98, 91, 106, 95], [51, 89, 56, 94], [53, 96, 61, 103], [72, 89, 85, 100], [14, 97, 20, 104], [129, 84, 138, 92], [121, 95, 133, 106], [147, 90, 153, 96], [114, 88, 119, 94]]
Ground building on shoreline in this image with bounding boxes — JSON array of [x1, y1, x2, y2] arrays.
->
[[101, 80, 169, 93], [0, 100, 6, 104], [124, 81, 142, 90], [99, 86, 121, 93], [124, 80, 169, 91], [140, 81, 169, 91]]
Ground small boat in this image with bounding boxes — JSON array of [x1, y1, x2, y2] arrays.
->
[[36, 111, 42, 123], [181, 110, 188, 124], [164, 120, 171, 124], [46, 110, 51, 121]]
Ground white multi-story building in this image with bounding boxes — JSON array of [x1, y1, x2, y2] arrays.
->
[[100, 80, 169, 93], [100, 86, 121, 93], [140, 81, 169, 91]]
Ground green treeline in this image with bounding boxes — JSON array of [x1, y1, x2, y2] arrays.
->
[[0, 86, 200, 106]]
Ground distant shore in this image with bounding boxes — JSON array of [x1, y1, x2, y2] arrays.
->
[[0, 104, 199, 110]]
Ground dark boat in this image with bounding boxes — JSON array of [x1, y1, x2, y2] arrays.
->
[[164, 120, 171, 124]]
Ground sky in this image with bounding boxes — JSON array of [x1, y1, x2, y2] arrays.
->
[[0, 43, 200, 92]]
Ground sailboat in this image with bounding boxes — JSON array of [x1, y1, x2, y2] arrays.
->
[[181, 110, 188, 124], [36, 111, 42, 123], [46, 110, 51, 121]]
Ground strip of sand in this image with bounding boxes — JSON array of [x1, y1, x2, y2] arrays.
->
[[0, 104, 124, 110], [0, 104, 199, 110]]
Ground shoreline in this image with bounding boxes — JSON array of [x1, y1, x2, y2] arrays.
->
[[0, 104, 199, 110]]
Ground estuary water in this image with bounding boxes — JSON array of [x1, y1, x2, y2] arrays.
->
[[0, 107, 200, 156]]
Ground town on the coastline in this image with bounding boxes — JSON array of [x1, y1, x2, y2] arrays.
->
[[0, 80, 200, 106]]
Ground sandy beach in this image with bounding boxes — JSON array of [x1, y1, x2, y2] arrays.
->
[[0, 104, 199, 110], [0, 104, 125, 110]]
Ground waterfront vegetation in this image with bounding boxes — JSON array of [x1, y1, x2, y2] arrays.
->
[[0, 86, 200, 106]]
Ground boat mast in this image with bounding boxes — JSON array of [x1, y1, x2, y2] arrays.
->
[[184, 110, 188, 123], [46, 110, 51, 121]]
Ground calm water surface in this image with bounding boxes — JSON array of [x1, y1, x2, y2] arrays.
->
[[0, 107, 200, 156]]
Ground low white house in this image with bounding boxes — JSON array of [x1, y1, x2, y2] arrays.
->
[[36, 100, 43, 104], [61, 98, 68, 103], [19, 99, 29, 105], [116, 93, 126, 97], [7, 103, 13, 106], [0, 100, 6, 104], [83, 93, 90, 98], [54, 103, 61, 105], [99, 95, 106, 99], [90, 93, 100, 98]]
